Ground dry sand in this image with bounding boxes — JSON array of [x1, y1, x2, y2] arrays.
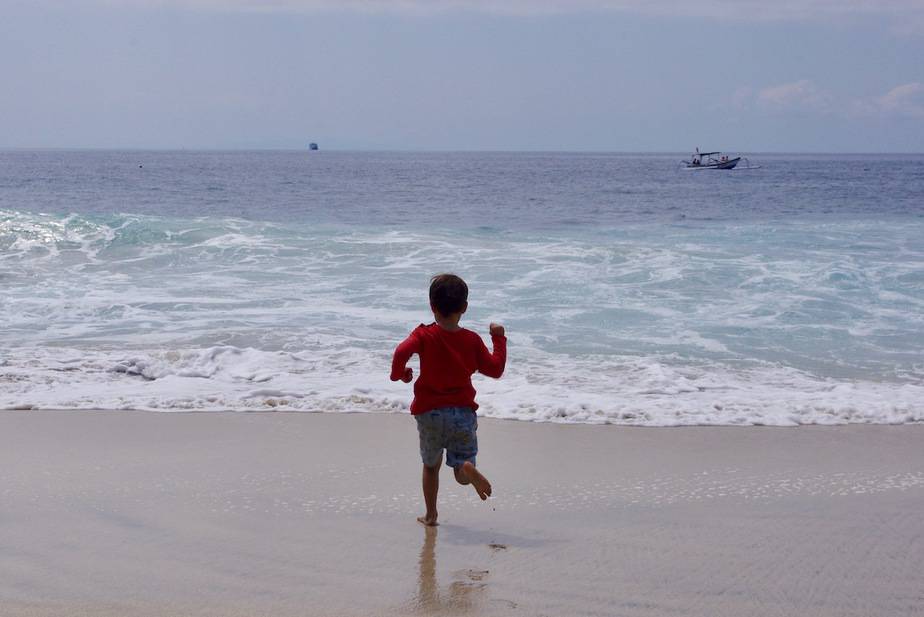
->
[[1, 410, 922, 616]]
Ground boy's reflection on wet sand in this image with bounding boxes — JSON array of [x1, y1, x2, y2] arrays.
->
[[413, 525, 488, 613]]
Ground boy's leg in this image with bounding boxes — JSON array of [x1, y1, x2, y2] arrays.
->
[[419, 458, 441, 526], [454, 461, 492, 501], [446, 409, 491, 500], [453, 465, 471, 485], [415, 412, 445, 526]]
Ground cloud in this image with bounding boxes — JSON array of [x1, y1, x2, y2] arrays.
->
[[99, 0, 924, 22], [875, 82, 924, 118], [733, 80, 924, 120], [755, 80, 831, 112]]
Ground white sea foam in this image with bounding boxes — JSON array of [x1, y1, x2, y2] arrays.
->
[[2, 209, 923, 425], [1, 344, 923, 426]]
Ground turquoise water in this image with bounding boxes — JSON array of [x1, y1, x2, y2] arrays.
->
[[1, 151, 923, 424]]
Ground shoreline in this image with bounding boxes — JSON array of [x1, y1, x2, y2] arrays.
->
[[2, 410, 922, 616], [9, 405, 924, 428]]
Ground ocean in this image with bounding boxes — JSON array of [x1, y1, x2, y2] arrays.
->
[[2, 150, 923, 425]]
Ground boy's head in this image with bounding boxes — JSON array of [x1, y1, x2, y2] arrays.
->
[[429, 273, 468, 318]]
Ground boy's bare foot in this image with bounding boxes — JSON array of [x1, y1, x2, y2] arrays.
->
[[417, 515, 439, 527], [461, 461, 492, 500]]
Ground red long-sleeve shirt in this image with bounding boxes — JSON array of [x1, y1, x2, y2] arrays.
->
[[390, 323, 507, 415]]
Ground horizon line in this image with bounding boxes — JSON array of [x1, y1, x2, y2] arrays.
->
[[2, 147, 924, 156]]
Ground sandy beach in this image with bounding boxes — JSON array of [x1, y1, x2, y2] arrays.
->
[[1, 410, 922, 617]]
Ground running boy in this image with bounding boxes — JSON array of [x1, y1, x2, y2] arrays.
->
[[390, 273, 507, 526]]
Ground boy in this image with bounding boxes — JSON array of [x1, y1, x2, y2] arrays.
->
[[391, 273, 507, 527]]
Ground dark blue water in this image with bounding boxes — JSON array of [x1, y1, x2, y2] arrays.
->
[[2, 151, 922, 229]]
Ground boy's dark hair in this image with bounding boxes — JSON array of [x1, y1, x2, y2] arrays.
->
[[429, 273, 468, 317]]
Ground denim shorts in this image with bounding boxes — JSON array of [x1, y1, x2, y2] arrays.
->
[[415, 407, 477, 469]]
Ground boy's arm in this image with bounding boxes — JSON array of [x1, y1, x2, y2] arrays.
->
[[390, 331, 420, 383], [476, 323, 507, 379]]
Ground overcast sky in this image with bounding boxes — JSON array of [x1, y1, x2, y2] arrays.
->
[[1, 0, 922, 151]]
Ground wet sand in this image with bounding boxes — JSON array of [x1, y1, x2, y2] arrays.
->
[[1, 410, 922, 616]]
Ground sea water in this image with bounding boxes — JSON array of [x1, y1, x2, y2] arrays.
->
[[2, 151, 923, 425]]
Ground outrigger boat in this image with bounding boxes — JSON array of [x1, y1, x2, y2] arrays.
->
[[683, 148, 741, 170]]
